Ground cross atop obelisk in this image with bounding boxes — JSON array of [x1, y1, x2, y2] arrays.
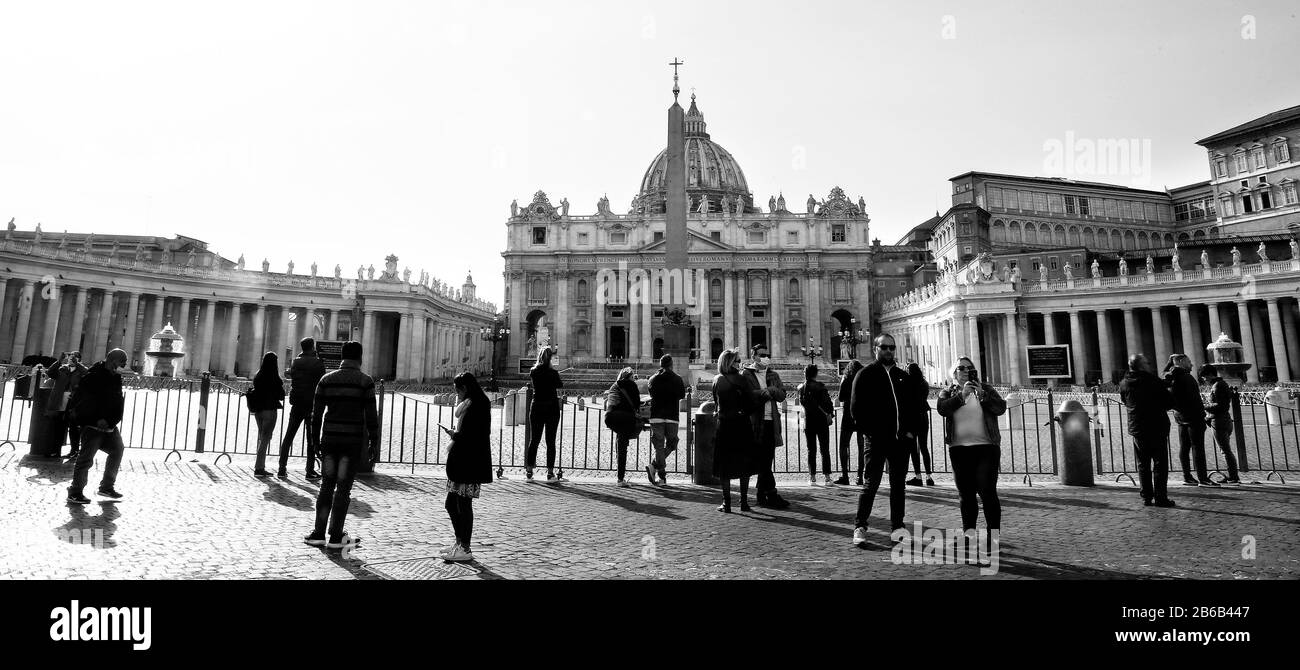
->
[[670, 57, 683, 101]]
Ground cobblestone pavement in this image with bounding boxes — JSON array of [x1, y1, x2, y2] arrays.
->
[[0, 448, 1295, 580]]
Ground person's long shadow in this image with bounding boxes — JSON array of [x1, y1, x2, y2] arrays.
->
[[739, 505, 853, 539], [995, 491, 1118, 510], [22, 454, 70, 485], [1159, 502, 1298, 526], [550, 484, 688, 521], [991, 551, 1183, 580], [194, 463, 223, 483], [352, 473, 424, 493], [321, 548, 384, 580], [260, 479, 316, 512], [56, 503, 121, 550]]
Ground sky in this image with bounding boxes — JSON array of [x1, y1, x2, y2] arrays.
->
[[2, 0, 1297, 305]]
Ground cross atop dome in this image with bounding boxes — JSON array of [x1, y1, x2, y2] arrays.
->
[[670, 57, 683, 101]]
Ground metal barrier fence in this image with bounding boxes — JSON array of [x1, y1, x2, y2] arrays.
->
[[4, 362, 1297, 480]]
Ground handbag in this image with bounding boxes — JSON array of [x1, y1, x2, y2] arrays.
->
[[604, 386, 642, 437]]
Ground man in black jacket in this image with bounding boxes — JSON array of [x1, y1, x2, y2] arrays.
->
[[798, 364, 836, 486], [850, 333, 916, 547], [66, 349, 128, 504], [646, 355, 686, 487], [279, 337, 327, 480], [1119, 353, 1176, 507], [1164, 354, 1217, 487], [1202, 369, 1240, 484], [742, 344, 789, 508]]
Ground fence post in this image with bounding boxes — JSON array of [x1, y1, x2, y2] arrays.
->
[[1091, 386, 1103, 475], [360, 379, 384, 474], [523, 382, 534, 475], [684, 387, 694, 476], [1046, 388, 1058, 475], [194, 372, 210, 454], [1230, 388, 1249, 472]]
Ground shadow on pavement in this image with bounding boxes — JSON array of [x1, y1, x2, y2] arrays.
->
[[322, 549, 384, 580], [194, 463, 223, 483], [354, 473, 425, 493], [56, 503, 121, 550], [993, 552, 1182, 580], [261, 480, 316, 512], [551, 484, 688, 520]]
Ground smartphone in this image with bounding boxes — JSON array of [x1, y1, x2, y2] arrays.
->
[[967, 368, 979, 383]]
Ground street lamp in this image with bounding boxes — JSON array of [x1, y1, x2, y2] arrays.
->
[[839, 317, 869, 360], [799, 336, 823, 366], [479, 322, 509, 389]]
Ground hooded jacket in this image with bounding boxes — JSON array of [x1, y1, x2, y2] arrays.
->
[[1163, 366, 1205, 427], [741, 365, 785, 446], [1119, 369, 1173, 438]]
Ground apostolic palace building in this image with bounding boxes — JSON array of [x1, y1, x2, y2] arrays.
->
[[0, 229, 498, 382], [505, 91, 1300, 389]]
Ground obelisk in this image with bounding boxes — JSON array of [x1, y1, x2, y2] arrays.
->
[[662, 58, 692, 358]]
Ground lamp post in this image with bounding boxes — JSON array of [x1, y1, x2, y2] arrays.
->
[[839, 317, 869, 360], [799, 336, 823, 366], [479, 321, 509, 390]]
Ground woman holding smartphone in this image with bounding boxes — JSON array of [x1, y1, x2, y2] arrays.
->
[[935, 357, 1006, 539], [442, 372, 493, 563]]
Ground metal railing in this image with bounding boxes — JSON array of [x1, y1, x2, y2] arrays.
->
[[4, 368, 1296, 480]]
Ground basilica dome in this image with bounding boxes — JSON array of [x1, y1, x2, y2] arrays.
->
[[636, 95, 754, 215]]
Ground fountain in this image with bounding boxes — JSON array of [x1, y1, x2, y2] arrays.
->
[[1202, 332, 1251, 386], [143, 322, 186, 377]]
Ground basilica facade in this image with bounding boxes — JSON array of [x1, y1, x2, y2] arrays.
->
[[502, 95, 875, 369]]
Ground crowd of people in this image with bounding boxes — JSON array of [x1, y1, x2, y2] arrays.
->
[[45, 325, 1254, 562]]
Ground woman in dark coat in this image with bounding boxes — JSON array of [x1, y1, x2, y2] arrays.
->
[[442, 372, 493, 563], [905, 363, 934, 486], [249, 352, 286, 477], [604, 367, 641, 487], [711, 348, 757, 512], [526, 346, 564, 482], [836, 359, 865, 485]]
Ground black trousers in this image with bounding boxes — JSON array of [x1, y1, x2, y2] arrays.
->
[[755, 420, 778, 497], [1177, 422, 1208, 481], [838, 423, 865, 479], [855, 436, 909, 530], [526, 409, 560, 474], [1210, 419, 1239, 480], [279, 403, 318, 473], [444, 492, 474, 546], [950, 445, 1000, 530], [805, 425, 831, 477], [1132, 435, 1169, 503], [910, 427, 933, 476]]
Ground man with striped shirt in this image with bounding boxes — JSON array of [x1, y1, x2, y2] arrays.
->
[[304, 341, 380, 550]]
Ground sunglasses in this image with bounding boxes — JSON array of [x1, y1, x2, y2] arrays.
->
[[956, 365, 975, 370], [876, 345, 896, 350]]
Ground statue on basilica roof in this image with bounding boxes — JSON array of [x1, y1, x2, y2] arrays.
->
[[768, 195, 776, 212], [335, 264, 342, 280], [807, 194, 816, 214], [237, 253, 245, 270], [1257, 242, 1269, 263], [560, 198, 570, 217], [510, 199, 518, 218]]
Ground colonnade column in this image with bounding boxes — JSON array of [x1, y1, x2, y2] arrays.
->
[[770, 273, 783, 358], [42, 282, 62, 355], [1177, 304, 1194, 360], [68, 287, 88, 355], [92, 291, 116, 361], [122, 292, 141, 367], [1043, 312, 1058, 345], [1282, 300, 1300, 381], [1096, 310, 1115, 385], [967, 315, 981, 374], [1236, 301, 1259, 383], [1006, 312, 1021, 386], [1068, 311, 1085, 384], [1266, 298, 1290, 382], [223, 303, 242, 376], [1151, 306, 1172, 367], [198, 299, 216, 373], [1248, 302, 1268, 379], [10, 280, 34, 362], [1122, 308, 1137, 363], [1206, 302, 1223, 342]]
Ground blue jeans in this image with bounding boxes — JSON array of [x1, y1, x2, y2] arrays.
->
[[69, 428, 125, 494], [315, 452, 356, 541], [649, 421, 679, 474], [278, 403, 317, 473]]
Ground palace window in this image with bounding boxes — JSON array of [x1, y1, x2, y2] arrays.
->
[[963, 245, 973, 256], [1189, 200, 1205, 219], [577, 232, 589, 245], [1078, 196, 1090, 215], [786, 230, 799, 244], [1031, 258, 1041, 271], [653, 231, 664, 243], [832, 224, 846, 242], [1221, 197, 1235, 217], [1260, 190, 1272, 209], [1065, 195, 1077, 214], [833, 277, 849, 301], [1049, 257, 1059, 270], [576, 279, 589, 301], [612, 310, 624, 318], [1283, 182, 1298, 205], [1274, 140, 1291, 163], [1252, 148, 1266, 170], [610, 231, 628, 245], [710, 278, 722, 302], [711, 310, 723, 318], [529, 278, 545, 300], [748, 231, 766, 244], [710, 230, 722, 242], [532, 227, 547, 245], [1241, 194, 1254, 214], [1215, 159, 1227, 177], [1175, 203, 1189, 221], [898, 280, 907, 287], [1234, 152, 1248, 173]]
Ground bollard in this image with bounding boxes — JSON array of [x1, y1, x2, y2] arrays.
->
[[1054, 399, 1094, 486], [28, 366, 62, 458], [194, 372, 211, 454], [1264, 387, 1295, 426], [692, 401, 719, 486]]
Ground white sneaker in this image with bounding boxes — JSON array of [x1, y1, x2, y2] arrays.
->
[[444, 543, 474, 563], [823, 475, 833, 486], [438, 543, 457, 557], [809, 477, 818, 486], [616, 479, 630, 488], [325, 533, 354, 549], [852, 527, 869, 548]]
